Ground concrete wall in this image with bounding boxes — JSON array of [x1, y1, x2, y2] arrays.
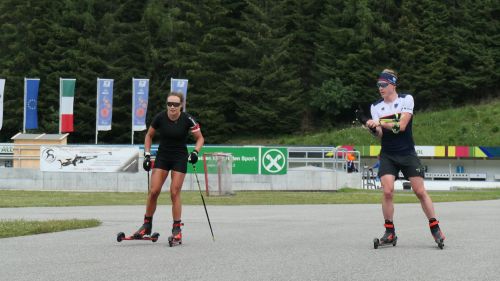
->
[[361, 158, 500, 181], [2, 167, 499, 192], [0, 167, 362, 192]]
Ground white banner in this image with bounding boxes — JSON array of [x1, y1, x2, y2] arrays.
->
[[40, 146, 139, 173], [0, 79, 4, 131], [415, 146, 438, 157]]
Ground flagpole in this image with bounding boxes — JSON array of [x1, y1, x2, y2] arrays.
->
[[59, 78, 62, 134], [95, 78, 99, 144], [23, 78, 27, 133], [131, 78, 135, 145]]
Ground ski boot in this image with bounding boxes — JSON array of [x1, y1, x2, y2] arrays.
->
[[116, 216, 159, 242], [429, 219, 445, 249], [133, 216, 152, 239], [373, 221, 398, 249], [168, 222, 184, 247]]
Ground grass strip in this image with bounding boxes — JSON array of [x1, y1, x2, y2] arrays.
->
[[0, 219, 101, 238], [1, 188, 500, 207]]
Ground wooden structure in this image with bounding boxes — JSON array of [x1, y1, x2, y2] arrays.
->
[[11, 133, 69, 169]]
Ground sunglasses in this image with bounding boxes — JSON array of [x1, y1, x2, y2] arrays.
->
[[376, 82, 390, 88], [167, 102, 182, 108]]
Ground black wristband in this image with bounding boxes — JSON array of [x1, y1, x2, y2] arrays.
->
[[392, 122, 400, 134]]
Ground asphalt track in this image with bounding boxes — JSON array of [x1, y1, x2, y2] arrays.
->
[[1, 200, 499, 281]]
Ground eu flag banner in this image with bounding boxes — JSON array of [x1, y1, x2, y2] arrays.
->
[[0, 79, 4, 131], [132, 78, 149, 131], [96, 78, 114, 131], [170, 78, 188, 111], [24, 78, 40, 131]]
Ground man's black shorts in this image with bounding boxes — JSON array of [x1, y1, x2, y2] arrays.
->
[[153, 157, 188, 173], [378, 152, 425, 180]]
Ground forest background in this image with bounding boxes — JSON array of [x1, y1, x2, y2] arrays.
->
[[0, 0, 498, 144]]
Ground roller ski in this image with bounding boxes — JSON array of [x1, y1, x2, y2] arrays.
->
[[116, 231, 160, 242], [168, 222, 184, 247], [429, 219, 445, 249], [117, 216, 159, 243], [373, 221, 398, 249]]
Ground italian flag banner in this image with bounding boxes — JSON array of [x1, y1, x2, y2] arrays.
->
[[59, 78, 76, 133]]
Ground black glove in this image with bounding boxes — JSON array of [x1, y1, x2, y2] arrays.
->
[[392, 122, 400, 134], [143, 152, 151, 171], [188, 150, 198, 164]]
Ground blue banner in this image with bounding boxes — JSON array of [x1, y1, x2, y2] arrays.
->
[[96, 78, 114, 131], [24, 78, 40, 130], [170, 78, 188, 111], [132, 78, 149, 131]]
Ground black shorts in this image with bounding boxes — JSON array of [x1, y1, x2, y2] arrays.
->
[[153, 158, 188, 173], [378, 152, 425, 180]]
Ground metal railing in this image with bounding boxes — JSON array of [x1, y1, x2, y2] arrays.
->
[[362, 165, 379, 189], [287, 146, 361, 173]]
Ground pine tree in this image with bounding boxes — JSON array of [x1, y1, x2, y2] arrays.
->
[[279, 0, 324, 131], [312, 0, 386, 124], [225, 0, 302, 136]]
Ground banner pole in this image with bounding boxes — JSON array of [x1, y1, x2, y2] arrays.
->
[[23, 78, 26, 133], [131, 78, 135, 145], [59, 78, 62, 134], [95, 78, 99, 144]]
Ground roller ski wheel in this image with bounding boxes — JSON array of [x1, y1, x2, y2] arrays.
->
[[116, 231, 160, 243], [117, 232, 125, 242], [436, 238, 444, 249], [432, 232, 445, 250], [168, 235, 182, 247]]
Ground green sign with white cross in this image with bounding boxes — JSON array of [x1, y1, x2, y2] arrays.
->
[[260, 147, 287, 175], [146, 145, 287, 174]]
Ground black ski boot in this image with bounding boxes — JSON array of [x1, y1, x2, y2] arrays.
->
[[133, 216, 152, 239], [374, 220, 398, 249], [168, 221, 184, 247]]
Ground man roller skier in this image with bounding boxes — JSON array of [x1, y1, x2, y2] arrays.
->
[[364, 69, 445, 249]]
